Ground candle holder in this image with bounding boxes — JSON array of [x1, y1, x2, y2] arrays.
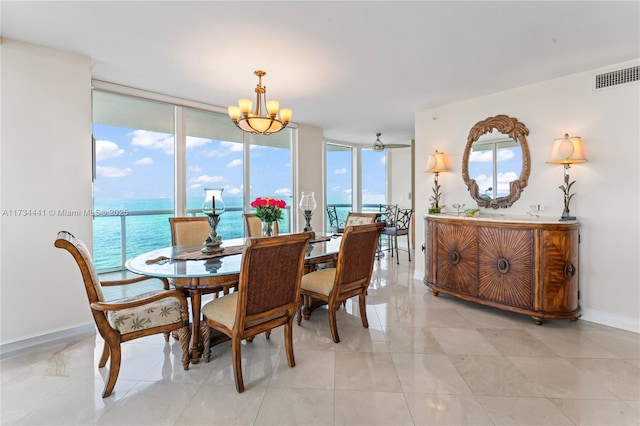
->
[[299, 191, 317, 232], [201, 188, 226, 253]]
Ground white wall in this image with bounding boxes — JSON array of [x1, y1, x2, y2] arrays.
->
[[1, 39, 94, 348], [414, 59, 640, 332], [389, 143, 413, 210]]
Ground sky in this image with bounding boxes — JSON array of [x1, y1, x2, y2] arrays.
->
[[468, 144, 522, 198], [93, 124, 387, 209]]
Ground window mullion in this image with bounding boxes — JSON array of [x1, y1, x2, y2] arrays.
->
[[174, 106, 187, 216]]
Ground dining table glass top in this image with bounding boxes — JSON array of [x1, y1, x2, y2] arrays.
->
[[125, 233, 341, 279]]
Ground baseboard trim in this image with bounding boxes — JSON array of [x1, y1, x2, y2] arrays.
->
[[0, 323, 97, 359], [580, 308, 640, 334]]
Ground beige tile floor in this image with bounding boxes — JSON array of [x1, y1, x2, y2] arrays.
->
[[2, 250, 639, 425]]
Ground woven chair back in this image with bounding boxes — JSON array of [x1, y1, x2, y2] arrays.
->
[[237, 232, 311, 324]]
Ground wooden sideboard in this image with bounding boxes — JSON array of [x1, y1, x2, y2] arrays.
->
[[423, 214, 580, 324]]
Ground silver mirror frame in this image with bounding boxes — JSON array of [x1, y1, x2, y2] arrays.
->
[[462, 114, 531, 209]]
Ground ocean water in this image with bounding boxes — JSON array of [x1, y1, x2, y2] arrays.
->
[[94, 196, 257, 270], [93, 197, 357, 271]]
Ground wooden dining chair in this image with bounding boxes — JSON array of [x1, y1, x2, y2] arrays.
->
[[169, 216, 210, 246], [200, 232, 312, 393], [297, 222, 385, 343], [168, 217, 238, 297], [54, 231, 191, 398], [243, 213, 279, 237]]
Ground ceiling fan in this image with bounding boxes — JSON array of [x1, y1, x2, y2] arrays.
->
[[371, 133, 411, 152]]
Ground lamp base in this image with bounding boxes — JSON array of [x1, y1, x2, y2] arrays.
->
[[303, 210, 313, 232], [560, 215, 576, 221], [201, 242, 223, 254]]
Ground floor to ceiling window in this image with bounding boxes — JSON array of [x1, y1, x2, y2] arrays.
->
[[249, 132, 293, 233], [325, 143, 353, 229], [325, 142, 390, 229], [92, 90, 176, 270], [92, 85, 294, 271], [361, 147, 387, 211], [184, 108, 245, 240]]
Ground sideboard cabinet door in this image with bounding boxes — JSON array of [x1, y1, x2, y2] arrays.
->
[[538, 228, 580, 314], [478, 226, 534, 310], [434, 221, 478, 296]]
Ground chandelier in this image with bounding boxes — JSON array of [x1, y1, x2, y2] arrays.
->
[[227, 70, 292, 135]]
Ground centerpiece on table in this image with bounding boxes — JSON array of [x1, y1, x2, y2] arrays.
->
[[250, 196, 286, 237], [201, 188, 226, 253]]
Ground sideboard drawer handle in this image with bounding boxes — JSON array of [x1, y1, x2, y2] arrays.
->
[[449, 250, 460, 264], [564, 263, 576, 277], [497, 258, 510, 273]]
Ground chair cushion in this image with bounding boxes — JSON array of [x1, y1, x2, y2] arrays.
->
[[202, 292, 238, 329], [301, 268, 336, 296], [202, 292, 286, 330], [107, 290, 183, 334]]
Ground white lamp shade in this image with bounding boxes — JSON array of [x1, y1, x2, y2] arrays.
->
[[425, 151, 448, 173], [547, 134, 588, 164]]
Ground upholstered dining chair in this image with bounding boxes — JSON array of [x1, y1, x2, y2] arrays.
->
[[243, 213, 279, 237], [54, 230, 191, 398], [200, 232, 312, 393], [169, 217, 238, 297], [343, 211, 381, 227], [297, 222, 385, 343], [381, 208, 414, 264], [169, 216, 210, 246]]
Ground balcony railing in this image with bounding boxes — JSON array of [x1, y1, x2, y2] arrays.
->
[[94, 206, 253, 272], [94, 203, 382, 273]]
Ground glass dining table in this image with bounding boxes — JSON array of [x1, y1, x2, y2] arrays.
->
[[125, 233, 341, 364]]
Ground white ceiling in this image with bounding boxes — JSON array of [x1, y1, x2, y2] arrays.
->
[[2, 1, 639, 145]]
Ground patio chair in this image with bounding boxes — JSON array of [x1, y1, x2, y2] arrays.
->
[[381, 208, 413, 264], [378, 204, 398, 252], [326, 206, 344, 233]]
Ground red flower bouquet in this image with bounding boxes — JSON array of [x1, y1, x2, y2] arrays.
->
[[250, 197, 287, 223]]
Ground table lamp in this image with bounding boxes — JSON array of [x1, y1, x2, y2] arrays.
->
[[299, 191, 317, 232], [201, 188, 226, 253], [425, 150, 448, 213], [546, 133, 587, 220]]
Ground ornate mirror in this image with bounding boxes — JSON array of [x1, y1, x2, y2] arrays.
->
[[462, 114, 530, 209]]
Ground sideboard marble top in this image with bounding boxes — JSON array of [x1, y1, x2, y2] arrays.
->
[[424, 212, 579, 225]]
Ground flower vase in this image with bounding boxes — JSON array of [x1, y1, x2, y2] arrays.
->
[[261, 221, 273, 237]]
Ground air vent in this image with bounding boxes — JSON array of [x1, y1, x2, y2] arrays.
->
[[595, 65, 639, 89]]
